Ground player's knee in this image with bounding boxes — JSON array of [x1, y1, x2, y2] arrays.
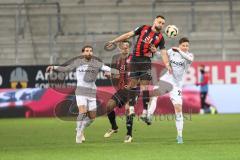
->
[[78, 105, 87, 114], [77, 112, 87, 121], [174, 105, 182, 113], [88, 111, 96, 119]]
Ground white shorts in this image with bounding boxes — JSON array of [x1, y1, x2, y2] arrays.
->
[[153, 84, 182, 106], [76, 95, 97, 111], [169, 86, 182, 105]]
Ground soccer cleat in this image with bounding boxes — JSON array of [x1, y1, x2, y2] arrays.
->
[[140, 114, 152, 125], [176, 136, 184, 144], [146, 115, 153, 125], [76, 132, 83, 144], [124, 135, 133, 143], [104, 128, 118, 138]]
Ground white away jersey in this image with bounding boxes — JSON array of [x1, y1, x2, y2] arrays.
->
[[55, 57, 111, 89], [161, 48, 193, 87]]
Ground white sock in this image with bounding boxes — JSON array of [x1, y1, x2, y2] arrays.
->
[[76, 113, 85, 133], [148, 96, 157, 117], [175, 112, 183, 137], [80, 116, 93, 133]]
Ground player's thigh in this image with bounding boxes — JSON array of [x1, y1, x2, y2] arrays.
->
[[87, 97, 97, 112], [76, 95, 88, 113], [139, 58, 152, 81], [110, 89, 128, 109], [106, 99, 117, 113], [169, 87, 183, 107]]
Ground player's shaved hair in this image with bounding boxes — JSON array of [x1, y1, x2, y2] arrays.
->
[[155, 15, 165, 20]]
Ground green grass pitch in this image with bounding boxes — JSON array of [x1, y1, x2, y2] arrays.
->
[[0, 114, 240, 160]]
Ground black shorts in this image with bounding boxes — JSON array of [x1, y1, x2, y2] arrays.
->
[[130, 56, 152, 80], [111, 88, 129, 108]]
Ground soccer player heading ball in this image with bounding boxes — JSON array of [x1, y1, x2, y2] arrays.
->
[[105, 15, 172, 142]]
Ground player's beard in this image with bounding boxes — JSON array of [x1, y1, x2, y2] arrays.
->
[[155, 26, 162, 32], [84, 55, 92, 61]]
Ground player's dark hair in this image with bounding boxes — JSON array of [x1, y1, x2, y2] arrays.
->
[[155, 15, 165, 20], [82, 45, 93, 52], [179, 37, 190, 44]]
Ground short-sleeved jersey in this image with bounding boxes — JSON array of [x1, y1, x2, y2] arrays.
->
[[133, 25, 165, 57]]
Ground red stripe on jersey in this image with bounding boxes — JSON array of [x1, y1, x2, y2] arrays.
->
[[153, 34, 163, 47], [135, 26, 150, 56], [143, 31, 155, 56]]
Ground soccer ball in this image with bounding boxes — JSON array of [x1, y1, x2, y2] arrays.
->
[[165, 25, 179, 38]]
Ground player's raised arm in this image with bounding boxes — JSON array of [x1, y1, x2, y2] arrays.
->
[[105, 31, 135, 50], [172, 47, 194, 62], [154, 33, 172, 74], [46, 60, 77, 73], [106, 25, 145, 49]]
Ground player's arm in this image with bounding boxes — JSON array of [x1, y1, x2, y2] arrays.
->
[[100, 64, 112, 78], [154, 37, 172, 73], [108, 31, 135, 44], [172, 47, 194, 62], [101, 64, 120, 78], [46, 60, 77, 72], [160, 49, 172, 73], [106, 25, 144, 47]]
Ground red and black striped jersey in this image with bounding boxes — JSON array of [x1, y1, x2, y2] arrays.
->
[[111, 54, 132, 89], [133, 25, 165, 57]]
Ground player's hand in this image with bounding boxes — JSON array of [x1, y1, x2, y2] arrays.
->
[[105, 41, 115, 48], [172, 47, 180, 52], [46, 66, 54, 72], [150, 45, 157, 53], [166, 64, 173, 74]]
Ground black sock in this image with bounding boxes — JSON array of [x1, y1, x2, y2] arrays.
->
[[142, 90, 150, 110], [126, 115, 134, 136], [107, 110, 118, 130]]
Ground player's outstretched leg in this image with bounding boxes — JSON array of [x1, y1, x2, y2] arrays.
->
[[124, 114, 134, 143], [146, 96, 158, 124]]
